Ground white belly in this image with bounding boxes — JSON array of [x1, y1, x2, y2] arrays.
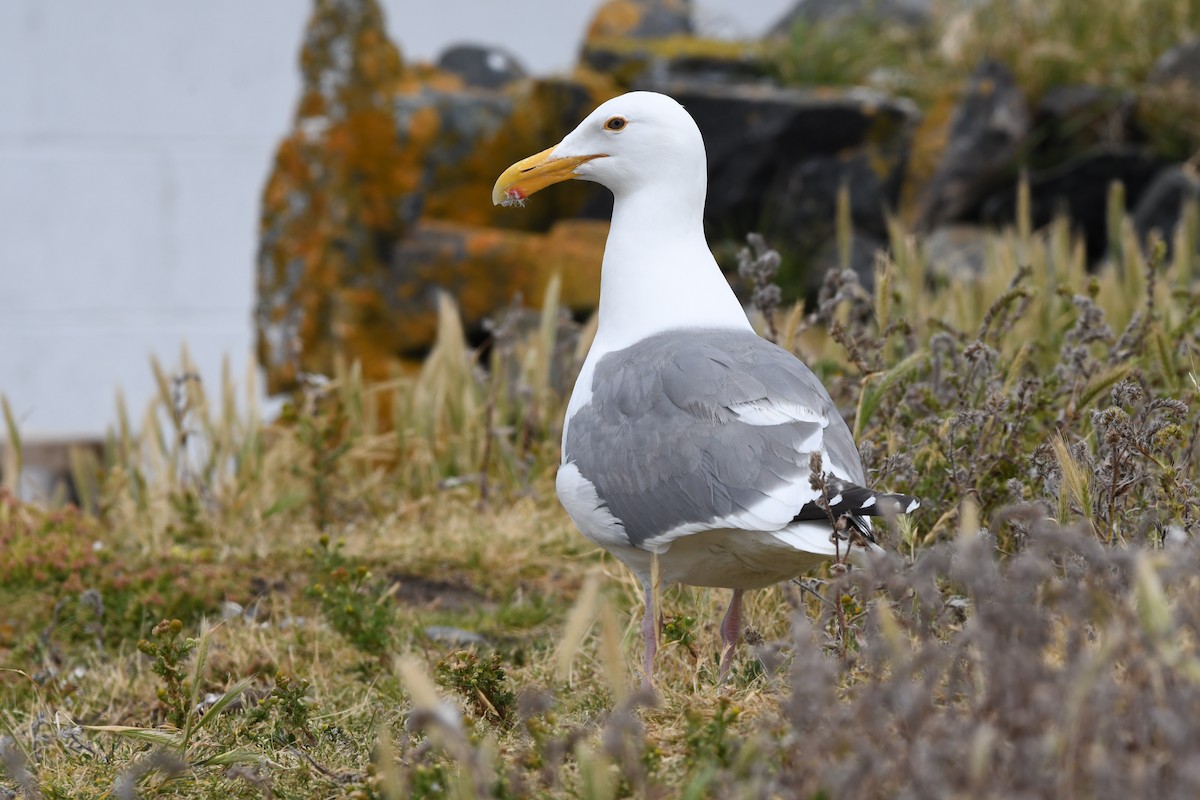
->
[[556, 460, 875, 588]]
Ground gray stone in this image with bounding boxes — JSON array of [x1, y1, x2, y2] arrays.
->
[[763, 151, 897, 280], [924, 224, 990, 281], [981, 147, 1165, 260], [1148, 38, 1200, 90], [917, 60, 1030, 230], [436, 44, 527, 90], [1032, 85, 1135, 164], [1131, 165, 1200, 257], [649, 81, 917, 241]]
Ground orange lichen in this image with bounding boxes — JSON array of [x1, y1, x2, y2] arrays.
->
[[420, 75, 621, 231], [258, 2, 616, 393], [587, 0, 644, 39], [257, 0, 412, 392], [898, 89, 960, 224]]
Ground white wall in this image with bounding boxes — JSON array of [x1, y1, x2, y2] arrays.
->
[[0, 0, 790, 441]]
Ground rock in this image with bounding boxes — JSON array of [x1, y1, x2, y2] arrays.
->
[[1031, 85, 1136, 166], [220, 601, 246, 621], [1131, 165, 1200, 257], [769, 0, 933, 36], [580, 0, 767, 88], [759, 150, 899, 270], [981, 147, 1166, 259], [808, 232, 886, 295], [256, 0, 617, 391], [384, 219, 606, 352], [436, 44, 526, 90], [255, 1, 924, 388], [581, 39, 770, 88], [924, 224, 989, 281], [917, 60, 1030, 230], [256, 0, 412, 392], [652, 82, 917, 292], [585, 0, 693, 40], [258, 0, 931, 392], [394, 77, 617, 232], [1139, 40, 1200, 161], [1148, 38, 1200, 90]]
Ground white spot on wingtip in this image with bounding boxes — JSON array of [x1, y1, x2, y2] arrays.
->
[[828, 493, 843, 506], [860, 496, 876, 509]]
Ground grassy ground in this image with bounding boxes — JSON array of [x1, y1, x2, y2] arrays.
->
[[2, 200, 1200, 797]]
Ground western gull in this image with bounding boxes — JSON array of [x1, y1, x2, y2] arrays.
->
[[492, 91, 918, 687]]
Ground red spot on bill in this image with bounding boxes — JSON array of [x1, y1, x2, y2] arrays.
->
[[500, 187, 527, 208]]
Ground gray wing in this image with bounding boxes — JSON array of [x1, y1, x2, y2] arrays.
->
[[565, 328, 864, 547]]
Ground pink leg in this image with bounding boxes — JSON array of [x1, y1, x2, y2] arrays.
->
[[718, 589, 744, 684], [641, 581, 658, 690]]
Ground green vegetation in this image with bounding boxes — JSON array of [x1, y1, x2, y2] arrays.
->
[[1, 194, 1199, 796], [774, 0, 1200, 100], [773, 0, 1200, 160]]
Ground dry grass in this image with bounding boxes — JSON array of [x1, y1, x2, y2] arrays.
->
[[2, 197, 1199, 797]]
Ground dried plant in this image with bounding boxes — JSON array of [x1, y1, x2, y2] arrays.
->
[[2, 187, 1199, 798]]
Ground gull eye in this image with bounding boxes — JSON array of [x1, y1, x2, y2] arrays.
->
[[604, 116, 627, 132]]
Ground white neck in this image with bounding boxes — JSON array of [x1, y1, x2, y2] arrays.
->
[[592, 183, 750, 354]]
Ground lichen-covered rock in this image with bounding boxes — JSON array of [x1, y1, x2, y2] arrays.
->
[[256, 0, 412, 392], [916, 60, 1030, 231], [580, 0, 767, 88], [1131, 165, 1200, 257], [436, 44, 527, 90], [413, 75, 619, 233], [255, 0, 939, 394], [585, 0, 693, 40], [257, 0, 618, 392], [385, 220, 606, 351]]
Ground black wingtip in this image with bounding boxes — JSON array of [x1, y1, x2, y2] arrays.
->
[[792, 480, 921, 525]]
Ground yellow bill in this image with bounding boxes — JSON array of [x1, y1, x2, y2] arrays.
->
[[492, 147, 605, 207]]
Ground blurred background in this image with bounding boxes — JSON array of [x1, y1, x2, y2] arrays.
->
[[0, 0, 791, 443], [3, 0, 1200, 495], [4, 5, 1200, 793]]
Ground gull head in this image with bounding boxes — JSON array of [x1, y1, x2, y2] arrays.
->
[[492, 91, 707, 207]]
